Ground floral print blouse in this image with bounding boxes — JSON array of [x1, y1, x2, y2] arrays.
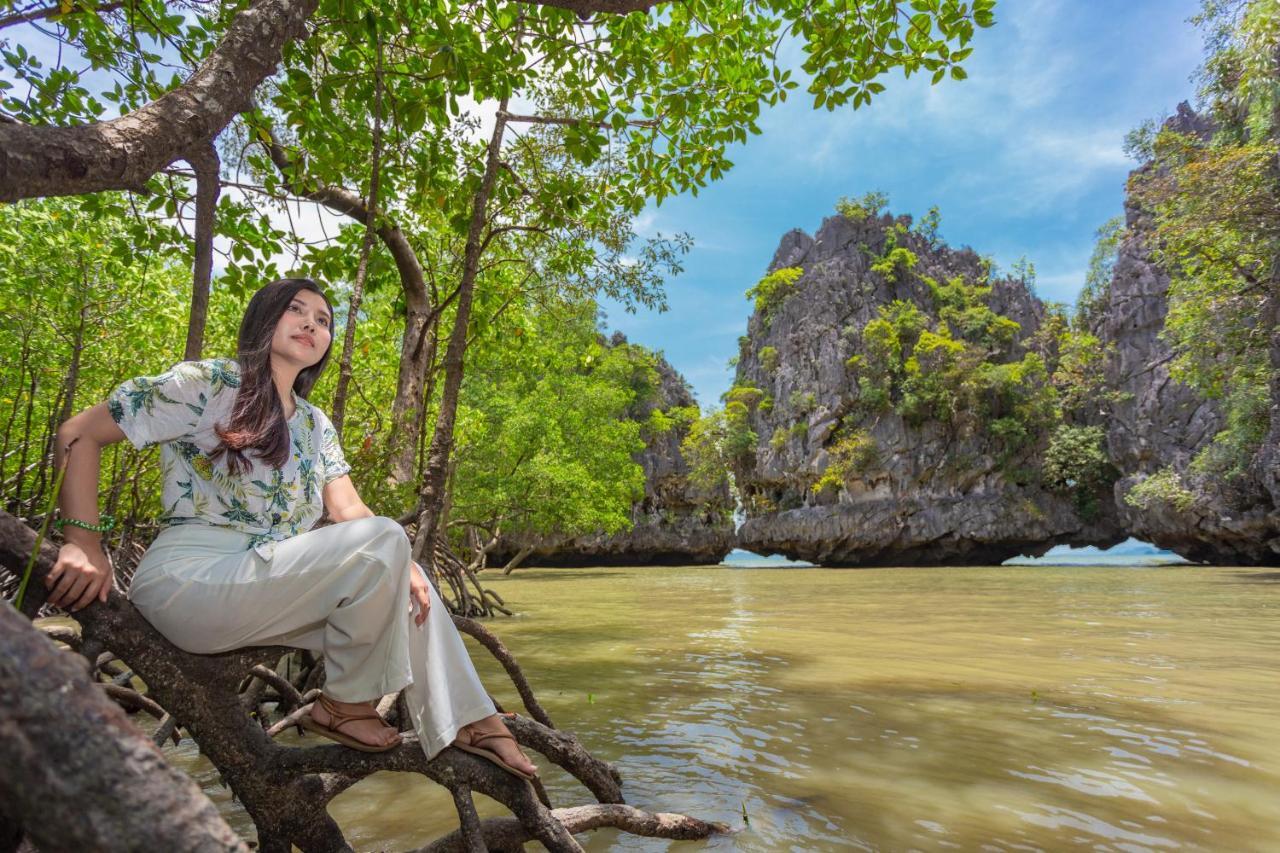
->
[[108, 358, 351, 560]]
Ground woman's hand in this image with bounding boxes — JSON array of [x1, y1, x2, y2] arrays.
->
[[409, 560, 432, 626], [45, 541, 112, 611]]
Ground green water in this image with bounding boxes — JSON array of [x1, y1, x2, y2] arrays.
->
[[164, 563, 1280, 851]]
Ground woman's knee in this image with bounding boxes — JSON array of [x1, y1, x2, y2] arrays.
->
[[352, 515, 411, 571]]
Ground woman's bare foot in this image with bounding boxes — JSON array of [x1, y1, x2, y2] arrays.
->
[[310, 695, 401, 748], [457, 714, 538, 777]]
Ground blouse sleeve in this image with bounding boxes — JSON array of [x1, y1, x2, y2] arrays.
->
[[317, 411, 352, 485], [107, 360, 213, 450]]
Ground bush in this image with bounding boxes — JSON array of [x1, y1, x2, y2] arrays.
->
[[1043, 424, 1116, 518], [870, 246, 918, 284], [836, 190, 889, 221], [723, 383, 764, 409], [1124, 467, 1195, 513], [745, 267, 804, 320], [812, 428, 878, 494], [788, 390, 816, 414], [760, 345, 780, 373]]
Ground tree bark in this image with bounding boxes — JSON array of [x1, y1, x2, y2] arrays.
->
[[412, 99, 509, 569], [0, 0, 318, 202], [0, 603, 248, 851], [183, 144, 220, 361]]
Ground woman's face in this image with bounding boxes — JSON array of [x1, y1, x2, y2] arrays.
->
[[270, 288, 333, 369]]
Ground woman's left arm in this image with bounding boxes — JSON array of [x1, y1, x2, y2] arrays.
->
[[321, 474, 374, 523]]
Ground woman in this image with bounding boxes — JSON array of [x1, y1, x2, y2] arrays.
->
[[45, 278, 538, 779]]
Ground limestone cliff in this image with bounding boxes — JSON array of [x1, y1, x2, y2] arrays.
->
[[731, 210, 1126, 565], [1092, 104, 1279, 564], [491, 334, 735, 567]]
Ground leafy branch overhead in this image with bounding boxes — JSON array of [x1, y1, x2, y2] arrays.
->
[[1, 0, 995, 202]]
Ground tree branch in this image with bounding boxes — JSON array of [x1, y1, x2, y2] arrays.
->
[[499, 110, 659, 129], [0, 0, 124, 31], [0, 0, 319, 202]]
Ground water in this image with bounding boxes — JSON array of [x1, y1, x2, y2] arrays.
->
[[153, 563, 1279, 850]]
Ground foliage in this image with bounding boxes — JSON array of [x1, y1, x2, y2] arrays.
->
[[1049, 327, 1113, 419], [844, 242, 1057, 457], [867, 219, 917, 284], [1188, 374, 1271, 480], [788, 390, 816, 414], [912, 204, 943, 247], [0, 196, 227, 530], [449, 301, 650, 541], [1124, 467, 1196, 513], [645, 404, 700, 439], [724, 383, 765, 409], [1123, 0, 1280, 482], [745, 266, 805, 320], [1074, 216, 1125, 329], [759, 345, 780, 373], [836, 189, 889, 221], [870, 246, 919, 284], [1042, 425, 1116, 519], [1010, 256, 1037, 297], [1123, 117, 1162, 163], [812, 427, 877, 494], [682, 405, 756, 494]]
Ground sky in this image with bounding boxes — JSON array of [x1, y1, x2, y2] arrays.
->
[[595, 0, 1208, 409]]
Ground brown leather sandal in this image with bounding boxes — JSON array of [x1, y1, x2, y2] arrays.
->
[[453, 725, 538, 781], [301, 694, 402, 753]]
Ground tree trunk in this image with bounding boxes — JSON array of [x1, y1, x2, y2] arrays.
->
[[0, 603, 248, 851], [183, 143, 220, 362], [389, 302, 436, 484], [412, 99, 509, 568]]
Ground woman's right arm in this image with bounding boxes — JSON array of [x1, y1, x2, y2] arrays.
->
[[46, 402, 128, 612]]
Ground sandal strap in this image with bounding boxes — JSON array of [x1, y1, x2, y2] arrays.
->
[[318, 694, 383, 735], [468, 729, 517, 748]]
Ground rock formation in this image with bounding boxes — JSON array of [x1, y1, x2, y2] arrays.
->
[[493, 334, 736, 567], [1092, 103, 1280, 564], [731, 209, 1126, 565]]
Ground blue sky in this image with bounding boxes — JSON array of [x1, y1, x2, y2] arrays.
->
[[599, 0, 1207, 409]]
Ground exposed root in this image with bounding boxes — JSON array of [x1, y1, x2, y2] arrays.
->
[[449, 783, 486, 853], [101, 683, 168, 721], [417, 803, 737, 852], [453, 615, 555, 729]]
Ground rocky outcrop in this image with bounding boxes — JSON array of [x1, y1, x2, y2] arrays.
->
[[493, 334, 735, 567], [1092, 103, 1280, 564], [731, 210, 1126, 566]]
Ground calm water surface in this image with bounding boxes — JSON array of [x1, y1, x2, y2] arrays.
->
[[164, 563, 1280, 851]]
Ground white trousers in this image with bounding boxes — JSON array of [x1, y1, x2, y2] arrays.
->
[[128, 516, 497, 759]]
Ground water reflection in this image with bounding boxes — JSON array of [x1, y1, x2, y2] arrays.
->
[[154, 564, 1279, 850]]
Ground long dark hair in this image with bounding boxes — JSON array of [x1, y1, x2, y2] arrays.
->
[[208, 278, 336, 476]]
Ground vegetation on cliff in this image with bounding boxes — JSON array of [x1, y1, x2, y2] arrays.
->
[[1114, 0, 1278, 507]]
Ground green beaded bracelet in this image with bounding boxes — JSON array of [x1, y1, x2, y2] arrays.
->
[[54, 514, 117, 533]]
